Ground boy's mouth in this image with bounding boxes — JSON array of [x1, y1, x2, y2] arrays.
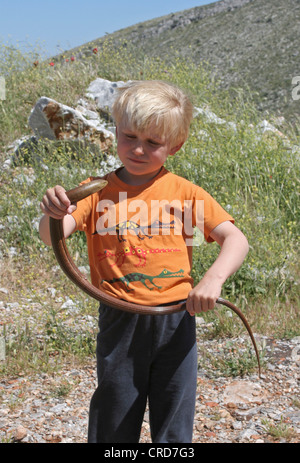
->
[[128, 157, 146, 164]]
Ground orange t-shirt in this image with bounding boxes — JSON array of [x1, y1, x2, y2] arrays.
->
[[72, 167, 234, 306]]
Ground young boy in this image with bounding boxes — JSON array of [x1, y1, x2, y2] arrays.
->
[[39, 80, 249, 443]]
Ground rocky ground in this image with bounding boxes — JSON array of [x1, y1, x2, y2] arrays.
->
[[0, 319, 299, 444]]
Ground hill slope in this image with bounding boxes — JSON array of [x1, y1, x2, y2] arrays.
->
[[67, 0, 300, 123]]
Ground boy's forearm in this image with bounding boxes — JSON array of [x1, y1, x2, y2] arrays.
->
[[187, 225, 249, 314], [39, 214, 77, 246], [39, 215, 52, 246], [203, 231, 249, 285]]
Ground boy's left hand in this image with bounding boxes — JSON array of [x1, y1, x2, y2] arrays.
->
[[186, 275, 222, 316]]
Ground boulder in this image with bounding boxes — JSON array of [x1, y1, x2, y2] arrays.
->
[[28, 96, 114, 151], [85, 77, 130, 119]]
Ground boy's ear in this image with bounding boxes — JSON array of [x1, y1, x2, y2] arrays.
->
[[169, 142, 184, 156]]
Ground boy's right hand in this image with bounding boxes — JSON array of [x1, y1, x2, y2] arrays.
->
[[40, 185, 77, 219]]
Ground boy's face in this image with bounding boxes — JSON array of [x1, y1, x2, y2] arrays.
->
[[116, 121, 183, 185]]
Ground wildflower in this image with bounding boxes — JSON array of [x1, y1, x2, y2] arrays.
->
[[71, 56, 75, 61], [49, 62, 55, 66], [33, 60, 39, 67], [65, 58, 69, 62], [93, 47, 98, 54]]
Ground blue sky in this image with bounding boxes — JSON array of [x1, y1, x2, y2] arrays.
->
[[0, 0, 216, 57]]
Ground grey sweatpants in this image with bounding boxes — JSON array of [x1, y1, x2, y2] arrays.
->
[[88, 303, 197, 443]]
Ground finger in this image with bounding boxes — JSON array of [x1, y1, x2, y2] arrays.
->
[[41, 196, 65, 217], [186, 297, 196, 316], [40, 202, 66, 219], [41, 195, 77, 218], [201, 298, 216, 312], [54, 185, 72, 206], [42, 191, 69, 217], [66, 203, 77, 214], [46, 186, 70, 211]]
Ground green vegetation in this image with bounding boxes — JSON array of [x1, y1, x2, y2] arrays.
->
[[261, 417, 297, 442], [0, 40, 299, 377]]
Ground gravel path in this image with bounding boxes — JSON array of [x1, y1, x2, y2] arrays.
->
[[1, 322, 299, 444]]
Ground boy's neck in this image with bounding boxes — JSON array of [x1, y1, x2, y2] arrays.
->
[[116, 167, 163, 186]]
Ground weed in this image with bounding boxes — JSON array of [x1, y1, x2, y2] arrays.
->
[[211, 340, 264, 377], [261, 417, 296, 442], [50, 380, 72, 398]]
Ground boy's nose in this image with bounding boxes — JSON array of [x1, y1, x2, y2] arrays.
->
[[132, 143, 144, 156]]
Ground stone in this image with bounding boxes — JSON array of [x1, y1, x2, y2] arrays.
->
[[238, 427, 257, 441], [13, 425, 28, 442], [222, 380, 268, 405], [234, 406, 262, 421], [61, 298, 76, 309], [85, 78, 130, 119], [28, 96, 114, 151], [195, 316, 206, 325], [291, 345, 300, 363], [0, 337, 5, 361], [256, 120, 285, 138], [194, 106, 237, 131], [285, 411, 300, 424]]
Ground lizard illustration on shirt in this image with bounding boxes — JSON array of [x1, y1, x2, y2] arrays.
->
[[101, 268, 184, 291], [93, 219, 175, 242]]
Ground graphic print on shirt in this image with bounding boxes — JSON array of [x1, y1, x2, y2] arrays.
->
[[97, 246, 181, 268], [101, 268, 184, 291], [92, 219, 175, 242]]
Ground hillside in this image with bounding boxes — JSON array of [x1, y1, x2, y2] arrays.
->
[[66, 0, 300, 124]]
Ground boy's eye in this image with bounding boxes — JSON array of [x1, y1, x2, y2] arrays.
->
[[148, 139, 161, 146]]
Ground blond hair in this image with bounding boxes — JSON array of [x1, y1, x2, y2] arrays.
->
[[112, 80, 194, 146]]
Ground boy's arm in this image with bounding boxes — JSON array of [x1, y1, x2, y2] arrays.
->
[[186, 221, 249, 316], [39, 214, 76, 246], [39, 185, 77, 246]]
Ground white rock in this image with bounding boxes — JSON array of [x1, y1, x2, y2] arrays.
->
[[194, 106, 237, 130], [28, 96, 114, 151], [61, 298, 76, 309], [85, 78, 130, 116], [13, 425, 28, 442], [2, 158, 12, 169], [8, 247, 18, 257], [222, 380, 268, 405], [47, 287, 57, 298], [239, 427, 256, 441], [0, 337, 5, 361]]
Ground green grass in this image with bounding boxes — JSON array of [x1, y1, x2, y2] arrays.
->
[[0, 39, 299, 377], [261, 417, 297, 442]]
